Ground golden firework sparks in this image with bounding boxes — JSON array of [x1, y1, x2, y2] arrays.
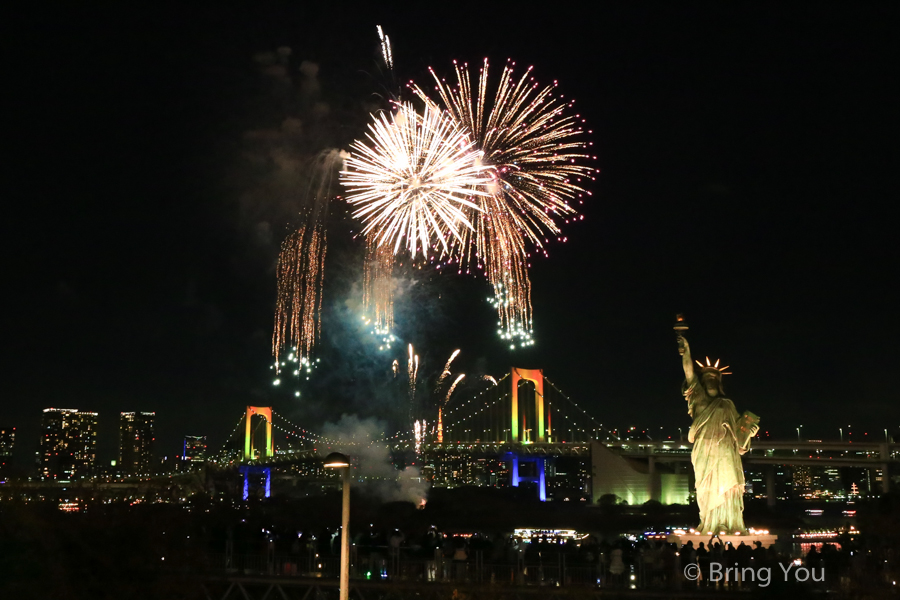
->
[[340, 102, 493, 258], [273, 224, 326, 364], [444, 373, 465, 406], [272, 150, 345, 364], [412, 59, 596, 348], [437, 349, 461, 387], [363, 233, 395, 346]]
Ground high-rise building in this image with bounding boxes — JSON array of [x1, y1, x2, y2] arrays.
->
[[823, 467, 843, 494], [119, 412, 155, 474], [38, 408, 98, 480], [68, 411, 99, 477], [792, 465, 845, 498], [183, 435, 207, 465], [773, 465, 794, 499], [159, 454, 184, 473], [38, 408, 70, 479], [793, 465, 814, 496], [0, 426, 15, 477]]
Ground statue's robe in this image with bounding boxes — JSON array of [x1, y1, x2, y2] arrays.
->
[[683, 377, 751, 534]]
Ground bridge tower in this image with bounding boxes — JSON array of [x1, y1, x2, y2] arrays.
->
[[511, 368, 545, 443], [244, 406, 274, 461]]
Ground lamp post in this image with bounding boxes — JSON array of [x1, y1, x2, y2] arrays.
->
[[324, 452, 351, 600]]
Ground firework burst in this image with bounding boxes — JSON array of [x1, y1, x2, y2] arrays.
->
[[412, 59, 596, 347], [340, 102, 493, 258]]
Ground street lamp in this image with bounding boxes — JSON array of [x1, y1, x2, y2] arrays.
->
[[324, 452, 351, 600]]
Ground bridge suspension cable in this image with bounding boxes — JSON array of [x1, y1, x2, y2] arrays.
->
[[441, 373, 510, 420], [375, 430, 415, 445], [214, 413, 247, 459], [443, 392, 509, 429], [271, 410, 337, 444], [270, 421, 314, 451], [436, 372, 620, 444], [544, 377, 619, 440]]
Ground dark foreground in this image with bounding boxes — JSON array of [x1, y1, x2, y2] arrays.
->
[[2, 491, 899, 599]]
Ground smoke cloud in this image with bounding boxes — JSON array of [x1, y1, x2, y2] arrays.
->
[[321, 414, 428, 505]]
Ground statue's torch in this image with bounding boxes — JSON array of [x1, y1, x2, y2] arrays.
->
[[674, 314, 689, 355]]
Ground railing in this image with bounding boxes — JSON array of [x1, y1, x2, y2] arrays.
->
[[214, 550, 605, 587], [209, 547, 900, 596]]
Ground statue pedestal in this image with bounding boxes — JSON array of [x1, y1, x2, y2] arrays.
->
[[677, 532, 778, 550]]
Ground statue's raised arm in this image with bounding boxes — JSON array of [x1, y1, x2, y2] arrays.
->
[[679, 335, 695, 383]]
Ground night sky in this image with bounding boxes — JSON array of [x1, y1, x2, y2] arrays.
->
[[3, 5, 898, 466]]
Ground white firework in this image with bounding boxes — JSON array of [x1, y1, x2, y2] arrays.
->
[[340, 102, 492, 257]]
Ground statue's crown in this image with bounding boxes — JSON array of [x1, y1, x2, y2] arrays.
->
[[696, 356, 731, 376]]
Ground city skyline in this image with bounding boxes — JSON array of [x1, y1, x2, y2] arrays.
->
[[6, 406, 891, 504], [4, 406, 207, 473], [2, 401, 895, 474]]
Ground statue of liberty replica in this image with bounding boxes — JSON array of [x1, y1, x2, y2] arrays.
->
[[675, 316, 760, 535]]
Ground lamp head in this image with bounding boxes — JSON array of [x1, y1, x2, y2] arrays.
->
[[323, 452, 350, 469]]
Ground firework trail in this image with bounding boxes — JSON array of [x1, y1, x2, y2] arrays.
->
[[392, 359, 399, 378], [407, 344, 414, 382], [482, 375, 498, 387], [436, 375, 465, 444], [407, 343, 419, 407], [414, 418, 426, 453], [444, 373, 465, 405], [273, 224, 325, 363], [412, 59, 596, 347], [273, 149, 346, 363], [444, 348, 461, 372], [434, 349, 466, 444], [437, 348, 461, 387], [404, 343, 421, 433], [357, 27, 402, 351], [359, 26, 401, 350], [340, 102, 493, 258], [362, 233, 395, 347], [376, 25, 393, 72]]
